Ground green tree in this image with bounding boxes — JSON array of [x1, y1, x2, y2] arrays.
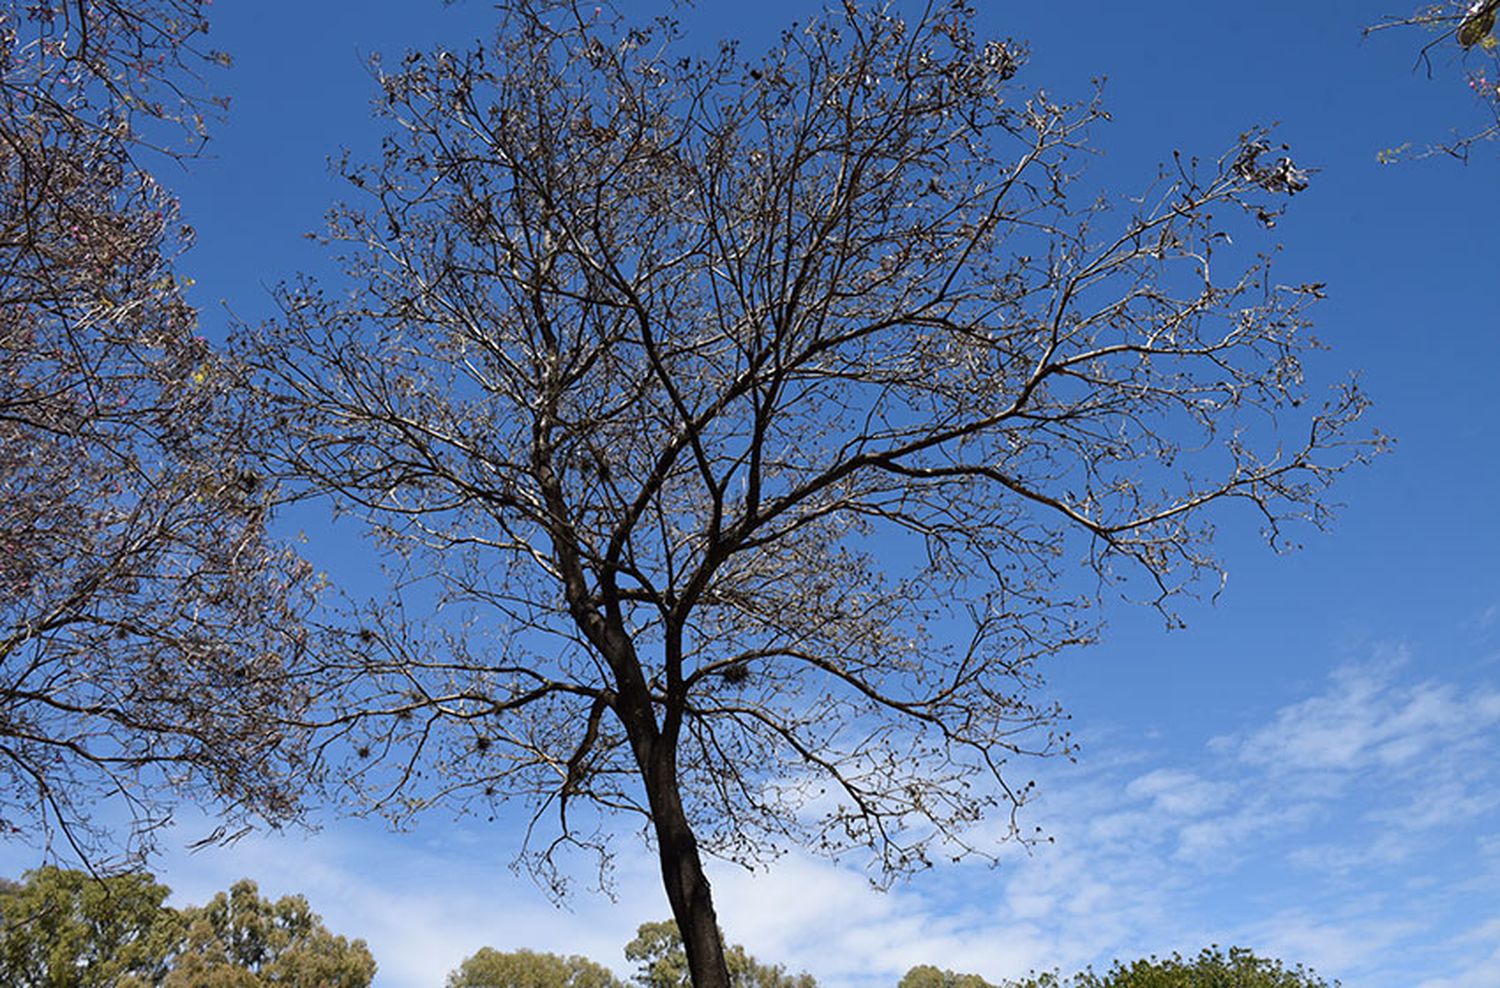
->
[[1004, 947, 1338, 988], [447, 946, 623, 988], [0, 866, 181, 987], [0, 870, 373, 988], [163, 879, 376, 988], [901, 965, 996, 988], [625, 921, 814, 988]]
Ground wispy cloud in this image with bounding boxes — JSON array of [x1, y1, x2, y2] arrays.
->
[[701, 652, 1500, 987], [149, 822, 676, 987], [1227, 656, 1500, 782], [2, 650, 1492, 988], [1416, 917, 1500, 988]]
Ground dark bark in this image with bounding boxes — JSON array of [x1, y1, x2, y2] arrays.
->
[[607, 619, 729, 987], [643, 739, 729, 988], [538, 393, 730, 987]]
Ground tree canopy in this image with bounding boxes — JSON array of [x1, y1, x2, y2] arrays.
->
[[625, 920, 814, 988], [0, 0, 319, 864], [0, 869, 1341, 988], [164, 878, 376, 987], [1004, 946, 1338, 988], [449, 933, 1338, 988], [447, 947, 623, 988], [239, 1, 1377, 984], [0, 1, 1398, 986], [0, 869, 374, 988], [0, 866, 180, 988], [444, 923, 815, 988], [900, 965, 995, 988]]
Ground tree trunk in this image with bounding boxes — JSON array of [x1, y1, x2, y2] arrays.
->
[[644, 744, 730, 988], [559, 540, 727, 986]]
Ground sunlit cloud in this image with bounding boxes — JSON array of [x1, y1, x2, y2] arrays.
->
[[1225, 655, 1500, 779], [0, 650, 1492, 988]]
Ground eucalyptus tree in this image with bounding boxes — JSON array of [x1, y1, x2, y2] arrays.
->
[[0, 866, 180, 987], [0, 869, 374, 988], [901, 966, 995, 988], [1004, 946, 1339, 988], [447, 947, 622, 988], [243, 1, 1377, 984], [0, 1, 318, 863], [165, 879, 377, 988], [625, 920, 814, 988]]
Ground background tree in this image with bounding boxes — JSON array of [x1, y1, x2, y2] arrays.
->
[[0, 0, 319, 863], [0, 865, 181, 987], [0, 869, 373, 988], [242, 1, 1377, 985], [447, 946, 622, 988], [625, 920, 814, 988], [1003, 946, 1338, 988], [163, 878, 376, 988], [900, 965, 995, 988]]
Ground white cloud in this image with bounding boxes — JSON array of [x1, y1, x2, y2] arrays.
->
[[1244, 910, 1425, 982], [1124, 769, 1233, 818], [2, 651, 1493, 988], [687, 652, 1500, 988], [1416, 916, 1500, 988], [1228, 659, 1500, 781], [148, 818, 672, 986]]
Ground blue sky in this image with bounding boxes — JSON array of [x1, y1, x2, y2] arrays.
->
[[8, 2, 1500, 986]]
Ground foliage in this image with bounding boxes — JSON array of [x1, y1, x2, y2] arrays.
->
[[447, 946, 623, 988], [163, 878, 376, 987], [241, 0, 1377, 984], [901, 965, 996, 988], [624, 921, 814, 988], [0, 866, 181, 987], [0, 0, 319, 862], [444, 925, 813, 988], [0, 869, 373, 988], [1005, 947, 1338, 988]]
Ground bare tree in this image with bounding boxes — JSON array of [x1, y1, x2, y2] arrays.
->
[[1367, 0, 1500, 159], [0, 2, 319, 865], [243, 2, 1379, 985]]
